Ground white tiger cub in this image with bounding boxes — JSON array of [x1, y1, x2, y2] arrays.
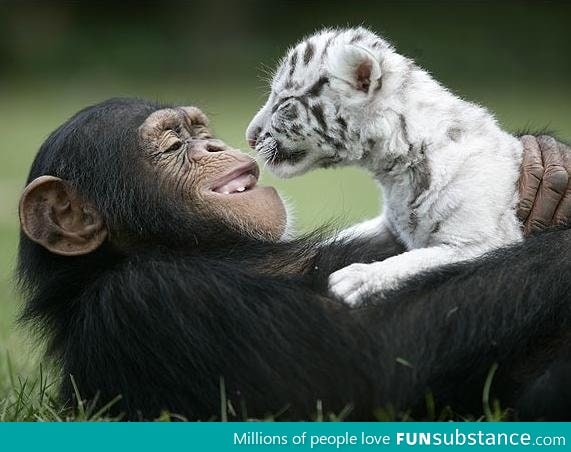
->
[[246, 27, 523, 305]]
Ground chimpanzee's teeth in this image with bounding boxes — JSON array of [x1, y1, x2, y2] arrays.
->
[[213, 171, 257, 194]]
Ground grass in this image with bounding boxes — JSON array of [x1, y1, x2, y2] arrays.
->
[[0, 76, 569, 421], [1, 365, 507, 422]]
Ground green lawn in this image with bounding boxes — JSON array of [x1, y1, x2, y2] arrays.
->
[[0, 77, 569, 420]]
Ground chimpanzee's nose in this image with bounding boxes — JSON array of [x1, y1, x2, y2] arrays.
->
[[188, 139, 229, 160], [205, 141, 225, 152]]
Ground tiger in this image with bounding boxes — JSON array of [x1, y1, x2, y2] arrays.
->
[[246, 26, 523, 306]]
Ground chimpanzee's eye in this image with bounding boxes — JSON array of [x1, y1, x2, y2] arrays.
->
[[164, 140, 183, 153]]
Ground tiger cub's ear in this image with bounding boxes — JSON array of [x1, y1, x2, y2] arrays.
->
[[327, 44, 382, 94]]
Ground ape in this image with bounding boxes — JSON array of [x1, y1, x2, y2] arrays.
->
[[17, 98, 571, 421]]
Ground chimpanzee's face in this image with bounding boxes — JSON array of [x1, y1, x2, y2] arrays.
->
[[19, 100, 288, 258], [138, 107, 288, 241]]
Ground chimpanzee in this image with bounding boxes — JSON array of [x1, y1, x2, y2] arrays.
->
[[16, 98, 571, 420]]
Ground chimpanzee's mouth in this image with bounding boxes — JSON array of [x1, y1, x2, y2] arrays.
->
[[211, 161, 260, 195]]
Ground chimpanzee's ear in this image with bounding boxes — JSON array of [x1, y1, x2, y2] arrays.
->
[[19, 176, 107, 256], [327, 44, 382, 94]]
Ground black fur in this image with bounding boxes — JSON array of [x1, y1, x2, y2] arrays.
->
[[303, 41, 315, 65], [306, 76, 329, 97], [17, 98, 571, 421]]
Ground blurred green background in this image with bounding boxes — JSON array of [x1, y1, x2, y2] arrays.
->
[[0, 1, 569, 397]]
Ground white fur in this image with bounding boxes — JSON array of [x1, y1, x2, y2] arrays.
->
[[247, 27, 523, 305]]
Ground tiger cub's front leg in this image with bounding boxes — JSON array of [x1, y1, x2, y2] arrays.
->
[[329, 245, 471, 306]]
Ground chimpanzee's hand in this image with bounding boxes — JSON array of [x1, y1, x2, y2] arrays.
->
[[517, 135, 571, 235]]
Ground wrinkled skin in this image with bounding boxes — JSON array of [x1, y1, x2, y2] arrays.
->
[[138, 106, 288, 241], [518, 135, 571, 234]]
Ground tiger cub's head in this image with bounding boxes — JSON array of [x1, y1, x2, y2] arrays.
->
[[246, 27, 406, 178]]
